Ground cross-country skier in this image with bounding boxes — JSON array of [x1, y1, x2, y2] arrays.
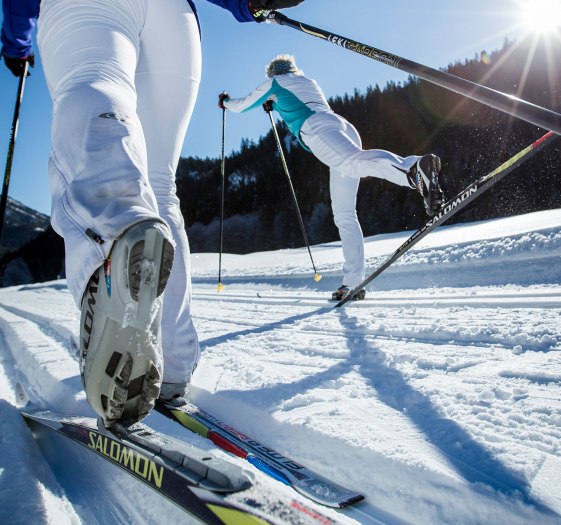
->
[[219, 54, 445, 301], [0, 0, 304, 427]]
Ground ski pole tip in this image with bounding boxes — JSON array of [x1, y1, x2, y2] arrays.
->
[[217, 282, 225, 292], [314, 273, 322, 282]]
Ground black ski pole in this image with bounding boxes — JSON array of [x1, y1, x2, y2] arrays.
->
[[336, 130, 558, 307], [217, 100, 227, 292], [267, 11, 561, 136], [0, 61, 28, 245], [263, 102, 321, 282]]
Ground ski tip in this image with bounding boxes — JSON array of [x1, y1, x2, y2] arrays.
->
[[293, 478, 364, 508], [340, 493, 366, 508], [314, 273, 322, 282]]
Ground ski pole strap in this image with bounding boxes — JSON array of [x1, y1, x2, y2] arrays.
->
[[335, 130, 558, 307], [267, 11, 561, 136]]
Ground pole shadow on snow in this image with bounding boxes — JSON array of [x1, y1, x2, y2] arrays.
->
[[200, 305, 558, 518], [333, 308, 557, 515], [200, 306, 331, 351]]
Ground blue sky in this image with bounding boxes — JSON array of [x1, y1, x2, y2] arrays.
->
[[0, 0, 535, 215]]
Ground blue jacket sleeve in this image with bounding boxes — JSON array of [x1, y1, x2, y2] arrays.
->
[[205, 0, 256, 23], [1, 0, 40, 58]]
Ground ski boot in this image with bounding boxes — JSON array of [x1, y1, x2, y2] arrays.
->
[[159, 382, 190, 406], [331, 285, 366, 301], [79, 219, 174, 427], [407, 154, 445, 217]]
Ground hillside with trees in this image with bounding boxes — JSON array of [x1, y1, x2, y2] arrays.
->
[[179, 34, 561, 254]]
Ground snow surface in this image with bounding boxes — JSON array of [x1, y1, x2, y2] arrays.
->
[[1, 209, 561, 524]]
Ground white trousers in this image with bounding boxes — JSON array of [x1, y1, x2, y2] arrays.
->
[[37, 0, 201, 383], [301, 112, 420, 288]]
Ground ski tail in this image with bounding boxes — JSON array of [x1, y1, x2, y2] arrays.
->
[[336, 131, 558, 307]]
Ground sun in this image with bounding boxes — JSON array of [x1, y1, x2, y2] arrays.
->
[[518, 0, 561, 34]]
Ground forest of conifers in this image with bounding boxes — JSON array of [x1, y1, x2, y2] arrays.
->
[[178, 35, 561, 254]]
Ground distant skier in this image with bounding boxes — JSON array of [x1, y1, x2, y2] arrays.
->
[[0, 0, 304, 427], [219, 54, 445, 301]]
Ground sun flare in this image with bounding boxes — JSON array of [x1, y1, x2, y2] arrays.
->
[[519, 0, 561, 34]]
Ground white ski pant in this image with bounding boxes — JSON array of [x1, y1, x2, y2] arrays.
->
[[300, 112, 420, 288], [36, 0, 201, 384]]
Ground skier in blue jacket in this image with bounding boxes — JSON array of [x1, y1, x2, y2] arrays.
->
[[221, 54, 444, 301], [0, 0, 304, 427]]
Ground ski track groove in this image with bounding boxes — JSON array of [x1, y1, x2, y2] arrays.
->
[[193, 299, 561, 354], [0, 305, 83, 412], [0, 303, 78, 361], [193, 287, 561, 309]]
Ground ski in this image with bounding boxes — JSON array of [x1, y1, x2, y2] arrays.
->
[[155, 399, 364, 509], [22, 407, 342, 525], [336, 130, 558, 306]]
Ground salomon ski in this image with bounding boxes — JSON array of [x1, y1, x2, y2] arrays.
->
[[155, 399, 364, 508], [22, 407, 342, 525]]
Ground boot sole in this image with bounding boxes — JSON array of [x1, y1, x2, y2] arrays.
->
[[422, 155, 444, 217], [100, 350, 162, 425], [81, 221, 174, 427]]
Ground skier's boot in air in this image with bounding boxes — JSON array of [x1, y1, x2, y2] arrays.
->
[[79, 219, 174, 427], [331, 285, 366, 301], [407, 154, 445, 217]]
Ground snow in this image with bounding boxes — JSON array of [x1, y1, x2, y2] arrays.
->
[[1, 209, 561, 524]]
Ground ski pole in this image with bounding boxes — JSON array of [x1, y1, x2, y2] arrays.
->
[[0, 61, 28, 245], [263, 102, 321, 282], [217, 100, 227, 292], [336, 130, 558, 307], [267, 11, 561, 136]]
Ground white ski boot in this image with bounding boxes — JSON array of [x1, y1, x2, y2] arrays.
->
[[79, 220, 174, 427]]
